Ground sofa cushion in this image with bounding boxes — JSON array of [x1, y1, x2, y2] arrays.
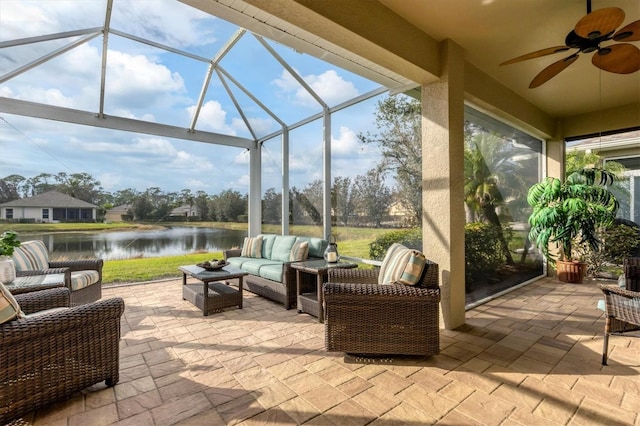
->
[[296, 237, 328, 259], [239, 259, 282, 276], [12, 240, 49, 271], [271, 236, 297, 262], [241, 236, 263, 258], [378, 243, 426, 286], [259, 264, 284, 283], [227, 257, 249, 269], [0, 282, 25, 324], [70, 270, 100, 291], [260, 234, 277, 260], [290, 240, 309, 261]]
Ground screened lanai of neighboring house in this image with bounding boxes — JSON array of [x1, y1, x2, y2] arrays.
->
[[1, 0, 639, 329]]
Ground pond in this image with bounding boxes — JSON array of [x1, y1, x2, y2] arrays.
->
[[26, 227, 247, 261]]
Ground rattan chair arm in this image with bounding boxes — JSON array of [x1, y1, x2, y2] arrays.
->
[[223, 248, 242, 260], [14, 288, 70, 314], [49, 258, 103, 272], [16, 267, 68, 277], [0, 297, 125, 344], [598, 283, 640, 299], [327, 268, 379, 284], [324, 282, 440, 301]]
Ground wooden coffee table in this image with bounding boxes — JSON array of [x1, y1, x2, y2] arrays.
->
[[292, 259, 357, 322], [179, 265, 248, 316]]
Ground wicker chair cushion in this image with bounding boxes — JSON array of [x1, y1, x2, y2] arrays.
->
[[12, 240, 49, 271], [70, 270, 100, 291], [0, 282, 25, 324], [241, 236, 263, 258], [378, 243, 427, 286], [289, 240, 309, 261]]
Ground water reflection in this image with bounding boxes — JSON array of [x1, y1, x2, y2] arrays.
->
[[26, 227, 246, 260]]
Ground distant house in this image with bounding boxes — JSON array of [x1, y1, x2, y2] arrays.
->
[[0, 190, 97, 223], [169, 204, 200, 218], [104, 204, 132, 222]]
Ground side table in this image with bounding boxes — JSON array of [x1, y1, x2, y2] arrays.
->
[[179, 265, 248, 316], [292, 259, 357, 322]]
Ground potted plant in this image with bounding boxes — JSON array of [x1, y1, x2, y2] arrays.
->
[[0, 231, 21, 284], [527, 168, 619, 283]]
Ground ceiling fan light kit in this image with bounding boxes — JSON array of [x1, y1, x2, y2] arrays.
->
[[500, 2, 640, 88]]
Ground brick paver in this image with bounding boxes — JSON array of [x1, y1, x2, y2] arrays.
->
[[10, 277, 640, 425]]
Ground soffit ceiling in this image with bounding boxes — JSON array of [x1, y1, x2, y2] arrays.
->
[[196, 0, 639, 120], [379, 0, 640, 118]]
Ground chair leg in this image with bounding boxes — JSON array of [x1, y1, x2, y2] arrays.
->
[[602, 315, 611, 366], [602, 331, 609, 365]]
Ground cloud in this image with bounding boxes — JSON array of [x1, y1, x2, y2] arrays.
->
[[188, 100, 236, 135], [184, 179, 209, 190], [272, 69, 359, 107], [229, 117, 275, 139], [331, 126, 361, 156], [98, 172, 123, 191], [106, 50, 186, 107]]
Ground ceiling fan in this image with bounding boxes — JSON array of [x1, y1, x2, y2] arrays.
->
[[500, 0, 640, 88]]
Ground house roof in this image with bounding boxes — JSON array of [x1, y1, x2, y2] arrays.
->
[[0, 190, 98, 208]]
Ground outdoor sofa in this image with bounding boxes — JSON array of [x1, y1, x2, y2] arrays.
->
[[224, 234, 328, 309]]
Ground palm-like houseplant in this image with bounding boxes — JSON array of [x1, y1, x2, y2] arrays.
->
[[527, 168, 619, 283]]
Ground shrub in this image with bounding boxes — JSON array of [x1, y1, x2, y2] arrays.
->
[[580, 223, 640, 276], [465, 222, 510, 285], [368, 228, 422, 260]]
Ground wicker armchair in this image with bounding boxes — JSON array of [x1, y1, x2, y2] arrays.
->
[[13, 240, 103, 306], [623, 257, 640, 291], [323, 259, 440, 357], [0, 287, 124, 423], [597, 283, 640, 365]]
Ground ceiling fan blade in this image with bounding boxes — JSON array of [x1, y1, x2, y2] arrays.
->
[[575, 7, 625, 39], [613, 20, 640, 41], [592, 43, 640, 74], [529, 55, 578, 88], [500, 46, 572, 65]]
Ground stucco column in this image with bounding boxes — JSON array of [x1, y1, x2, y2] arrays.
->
[[544, 135, 564, 276], [422, 40, 466, 330]]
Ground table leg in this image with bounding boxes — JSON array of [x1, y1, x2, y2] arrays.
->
[[202, 280, 209, 316], [296, 270, 304, 313], [238, 276, 243, 309], [182, 273, 187, 300], [317, 273, 324, 323]]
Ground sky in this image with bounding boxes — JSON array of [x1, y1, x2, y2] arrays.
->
[[0, 0, 391, 196]]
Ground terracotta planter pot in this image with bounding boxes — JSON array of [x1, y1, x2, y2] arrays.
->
[[556, 260, 587, 283]]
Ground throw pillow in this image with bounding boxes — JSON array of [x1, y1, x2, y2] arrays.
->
[[290, 240, 309, 261], [378, 243, 426, 286], [0, 282, 25, 324], [241, 236, 263, 258]]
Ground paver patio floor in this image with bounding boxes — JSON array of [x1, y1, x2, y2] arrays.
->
[[12, 276, 640, 425]]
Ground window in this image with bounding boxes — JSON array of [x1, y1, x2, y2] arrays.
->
[[5, 208, 13, 219], [42, 209, 49, 220], [463, 106, 544, 306]]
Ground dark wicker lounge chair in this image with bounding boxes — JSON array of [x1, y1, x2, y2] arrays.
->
[[13, 240, 103, 306], [323, 259, 440, 357], [0, 287, 124, 424], [598, 257, 640, 365]]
